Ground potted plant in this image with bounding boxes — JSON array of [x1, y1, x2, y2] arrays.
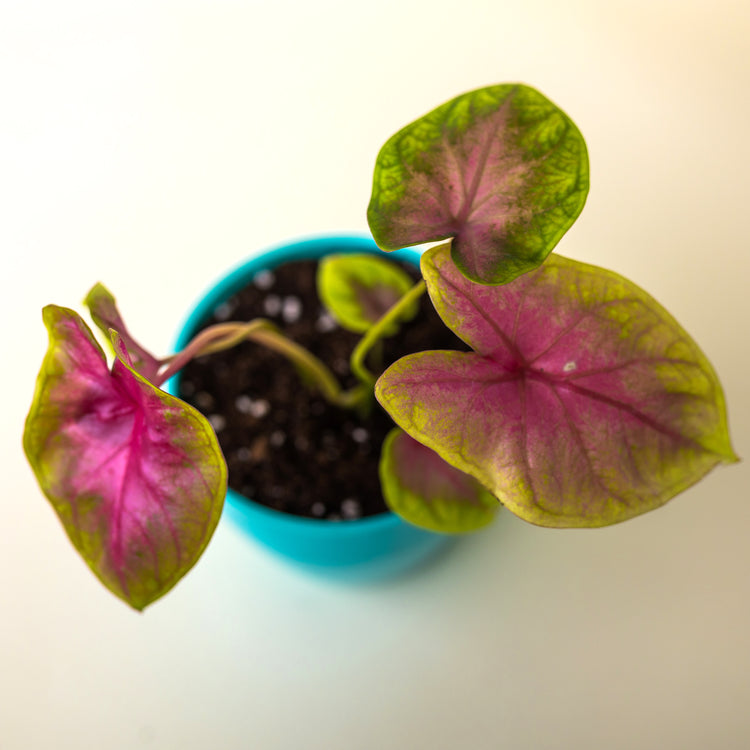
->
[[170, 234, 460, 580], [23, 83, 737, 611]]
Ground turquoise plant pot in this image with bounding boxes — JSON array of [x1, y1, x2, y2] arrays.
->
[[170, 235, 449, 579]]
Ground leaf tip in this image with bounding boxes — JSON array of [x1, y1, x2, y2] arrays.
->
[[723, 449, 741, 465], [40, 303, 69, 327], [83, 283, 118, 321]]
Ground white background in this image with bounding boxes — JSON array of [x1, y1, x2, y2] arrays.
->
[[2, 1, 749, 748]]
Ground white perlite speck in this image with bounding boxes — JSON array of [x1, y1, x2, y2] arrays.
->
[[263, 295, 282, 316], [253, 270, 275, 289], [208, 414, 226, 432], [341, 498, 362, 519], [315, 312, 337, 333], [213, 302, 234, 321], [249, 399, 269, 418], [235, 395, 253, 414], [351, 427, 369, 443], [235, 395, 269, 418], [281, 296, 302, 323]]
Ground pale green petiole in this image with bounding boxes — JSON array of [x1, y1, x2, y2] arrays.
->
[[155, 318, 363, 410], [157, 279, 426, 414], [350, 279, 426, 389]]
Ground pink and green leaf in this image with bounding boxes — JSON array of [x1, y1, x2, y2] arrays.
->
[[380, 428, 498, 533], [23, 306, 226, 610], [84, 283, 162, 381], [367, 83, 589, 285], [375, 244, 737, 528], [317, 253, 418, 335]]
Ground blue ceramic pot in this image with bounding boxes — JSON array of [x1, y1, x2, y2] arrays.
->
[[169, 235, 449, 579]]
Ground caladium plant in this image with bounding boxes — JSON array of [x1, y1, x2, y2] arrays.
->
[[24, 83, 736, 610]]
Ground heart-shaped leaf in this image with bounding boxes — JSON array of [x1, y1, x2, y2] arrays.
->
[[380, 428, 498, 533], [375, 244, 737, 528], [367, 83, 589, 285], [84, 283, 161, 381], [317, 253, 418, 335], [23, 306, 227, 610]]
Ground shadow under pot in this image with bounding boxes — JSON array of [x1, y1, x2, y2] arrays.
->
[[169, 234, 460, 580]]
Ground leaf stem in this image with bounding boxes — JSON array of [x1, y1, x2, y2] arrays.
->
[[350, 279, 426, 388], [155, 319, 356, 409], [155, 279, 426, 414]]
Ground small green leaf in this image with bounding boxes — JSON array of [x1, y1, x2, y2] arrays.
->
[[368, 83, 589, 285], [317, 253, 418, 335], [380, 428, 498, 533]]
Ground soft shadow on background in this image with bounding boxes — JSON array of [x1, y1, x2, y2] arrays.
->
[[2, 2, 748, 749]]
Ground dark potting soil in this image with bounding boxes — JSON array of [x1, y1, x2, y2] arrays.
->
[[177, 257, 467, 521]]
